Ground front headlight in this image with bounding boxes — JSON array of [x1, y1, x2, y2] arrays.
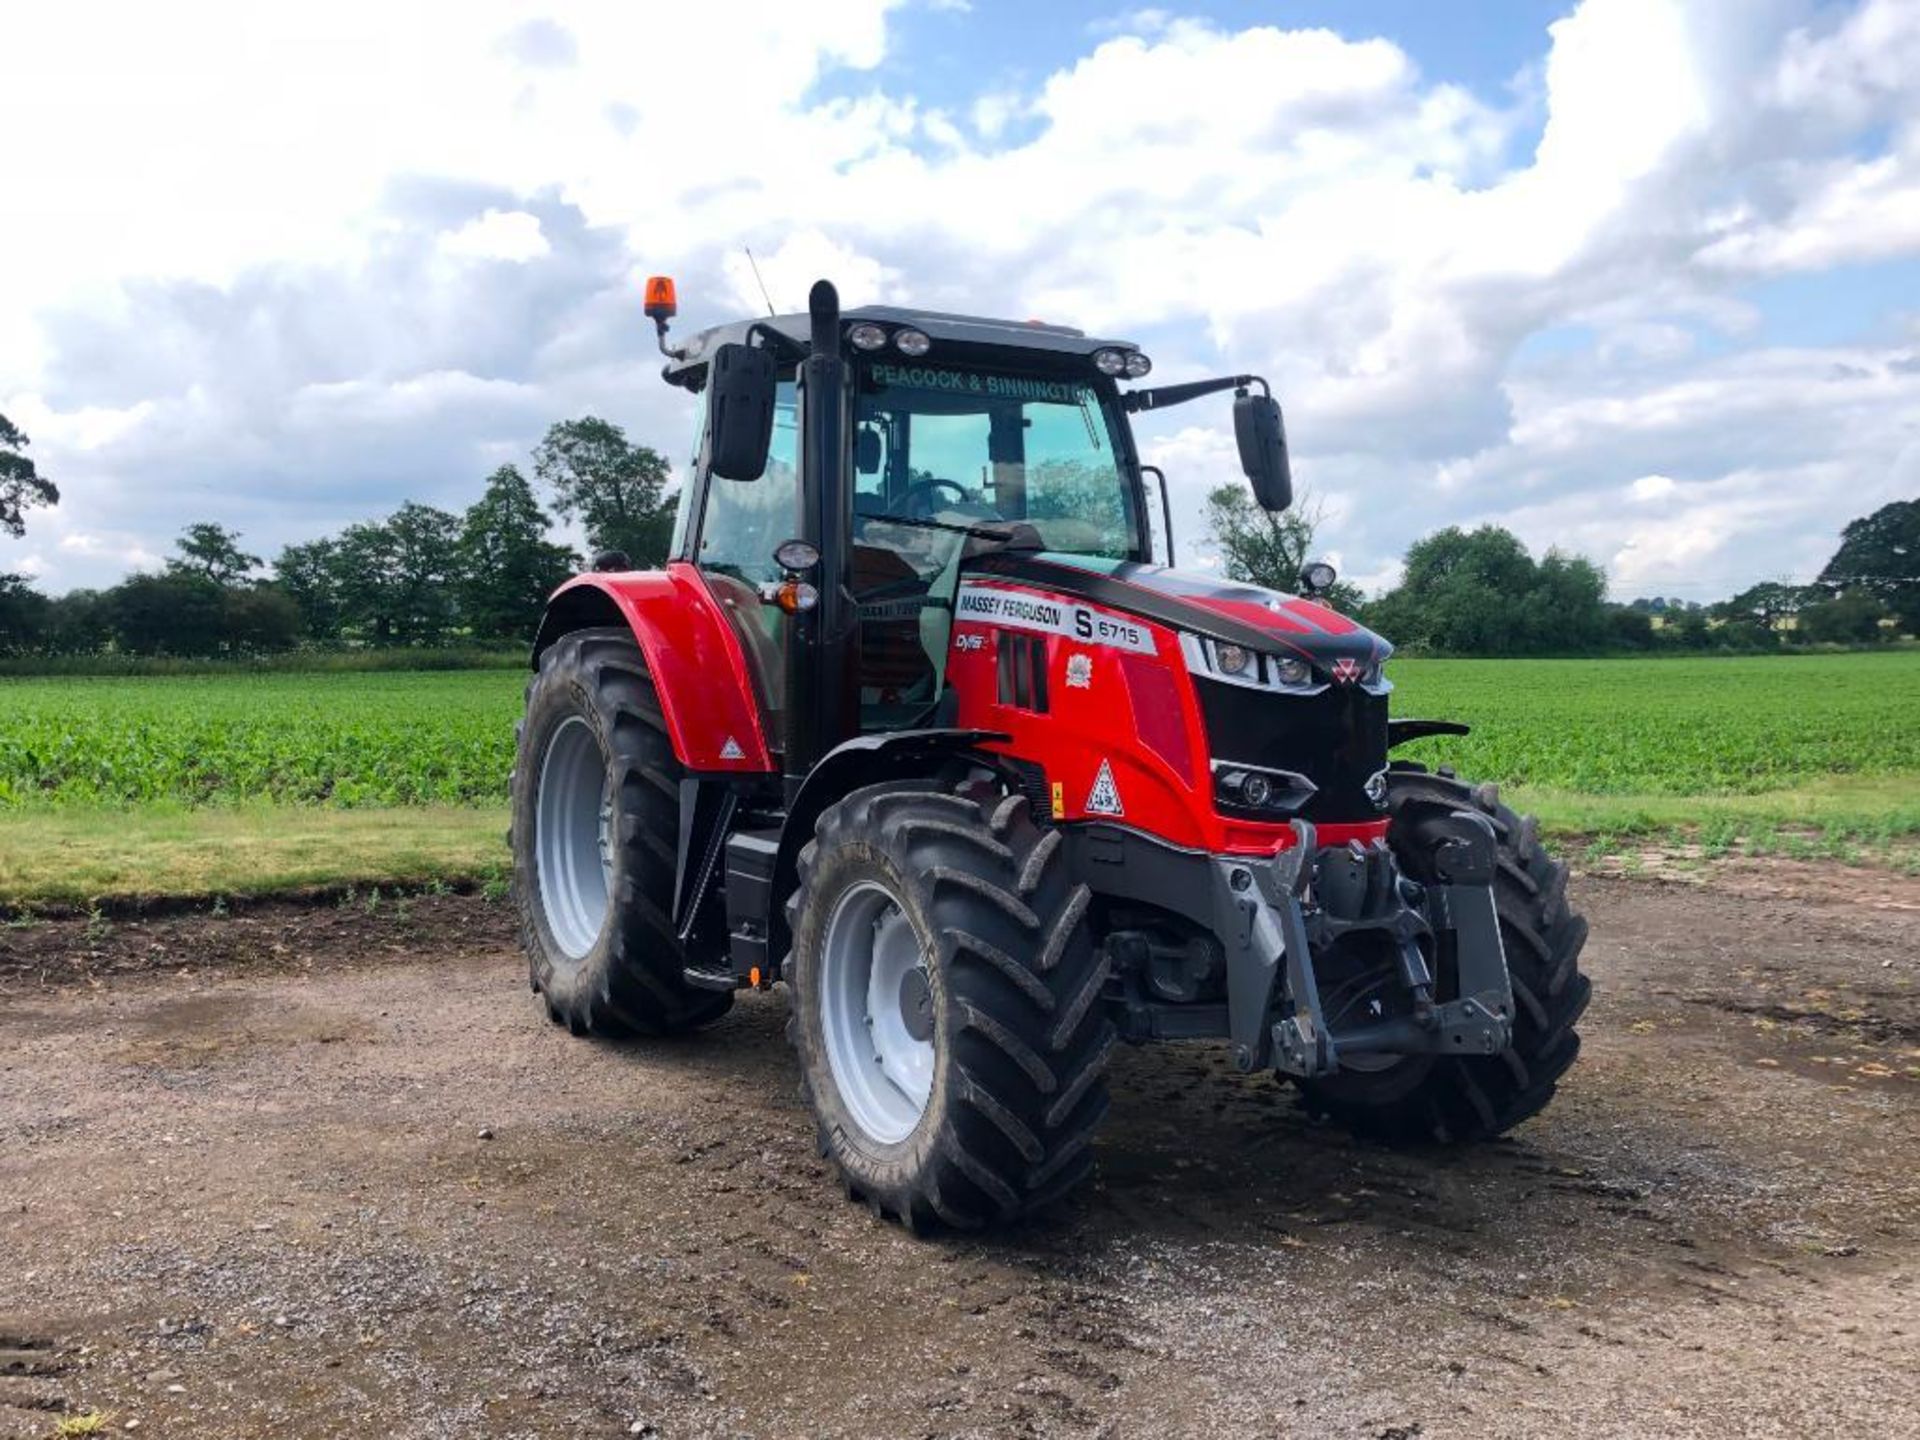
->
[[1273, 656, 1313, 688], [1178, 633, 1327, 694]]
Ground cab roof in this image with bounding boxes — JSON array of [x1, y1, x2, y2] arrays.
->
[[662, 305, 1142, 386]]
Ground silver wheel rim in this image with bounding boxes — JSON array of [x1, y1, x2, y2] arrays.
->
[[819, 880, 935, 1145], [535, 716, 613, 961]]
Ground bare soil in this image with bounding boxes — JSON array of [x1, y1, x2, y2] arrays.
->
[[2, 865, 1916, 1438]]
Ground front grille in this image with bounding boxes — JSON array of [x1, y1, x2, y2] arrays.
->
[[1194, 678, 1388, 823]]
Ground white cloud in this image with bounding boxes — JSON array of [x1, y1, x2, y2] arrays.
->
[[3, 0, 1917, 604], [440, 210, 552, 263]]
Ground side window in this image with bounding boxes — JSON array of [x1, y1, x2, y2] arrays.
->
[[697, 379, 798, 721], [699, 380, 799, 586], [669, 388, 708, 559]]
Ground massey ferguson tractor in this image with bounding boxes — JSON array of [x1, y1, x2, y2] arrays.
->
[[510, 277, 1590, 1231]]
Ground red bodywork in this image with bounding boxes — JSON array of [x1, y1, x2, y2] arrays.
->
[[944, 577, 1387, 856], [567, 563, 1384, 856], [551, 564, 774, 773]]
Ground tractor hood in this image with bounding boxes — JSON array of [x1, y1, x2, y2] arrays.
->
[[963, 551, 1391, 679]]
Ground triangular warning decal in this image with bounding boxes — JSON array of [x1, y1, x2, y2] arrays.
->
[[719, 736, 745, 761], [1085, 759, 1124, 816]]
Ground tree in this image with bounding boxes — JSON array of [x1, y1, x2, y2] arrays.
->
[[457, 465, 578, 643], [0, 573, 50, 653], [533, 416, 675, 566], [1716, 581, 1815, 630], [0, 413, 58, 538], [274, 538, 346, 643], [1798, 589, 1891, 645], [222, 585, 304, 653], [43, 589, 109, 655], [1606, 605, 1654, 650], [1202, 484, 1364, 609], [167, 522, 262, 587], [1664, 608, 1713, 649], [332, 522, 404, 644], [333, 504, 461, 646], [1819, 500, 1919, 635], [1367, 526, 1614, 655], [106, 572, 228, 655]]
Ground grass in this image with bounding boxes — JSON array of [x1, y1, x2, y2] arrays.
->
[[1, 651, 1916, 904], [49, 1414, 112, 1438], [0, 803, 509, 908]]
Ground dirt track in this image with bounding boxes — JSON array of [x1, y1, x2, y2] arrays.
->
[[2, 865, 1917, 1439]]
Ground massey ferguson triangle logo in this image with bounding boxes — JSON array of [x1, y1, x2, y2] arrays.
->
[[1331, 657, 1362, 684]]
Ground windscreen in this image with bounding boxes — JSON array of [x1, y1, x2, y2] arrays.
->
[[853, 360, 1141, 560]]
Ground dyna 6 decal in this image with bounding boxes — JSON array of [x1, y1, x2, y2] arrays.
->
[[954, 579, 1156, 655]]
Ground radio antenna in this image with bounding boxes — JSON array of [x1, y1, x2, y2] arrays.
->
[[744, 246, 777, 317]]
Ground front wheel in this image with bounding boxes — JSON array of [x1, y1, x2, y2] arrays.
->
[[787, 782, 1115, 1231], [1296, 767, 1591, 1143]]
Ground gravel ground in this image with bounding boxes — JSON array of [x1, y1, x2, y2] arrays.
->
[[1, 862, 1916, 1438]]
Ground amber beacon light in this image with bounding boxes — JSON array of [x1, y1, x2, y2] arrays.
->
[[643, 275, 678, 320]]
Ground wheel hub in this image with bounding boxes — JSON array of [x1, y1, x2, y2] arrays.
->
[[898, 964, 933, 1043]]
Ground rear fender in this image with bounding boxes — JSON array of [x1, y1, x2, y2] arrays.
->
[[532, 563, 774, 773]]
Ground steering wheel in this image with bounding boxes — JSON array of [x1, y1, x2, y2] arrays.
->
[[892, 477, 969, 518]]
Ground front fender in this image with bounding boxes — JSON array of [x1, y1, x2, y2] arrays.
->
[[532, 562, 774, 773], [767, 728, 1010, 970]]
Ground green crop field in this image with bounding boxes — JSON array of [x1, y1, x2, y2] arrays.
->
[[0, 671, 520, 808], [1, 651, 1915, 904]]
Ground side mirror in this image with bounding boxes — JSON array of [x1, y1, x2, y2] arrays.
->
[[707, 343, 776, 481], [1233, 392, 1292, 512]]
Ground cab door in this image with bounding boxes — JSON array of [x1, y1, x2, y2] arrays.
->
[[691, 378, 800, 732]]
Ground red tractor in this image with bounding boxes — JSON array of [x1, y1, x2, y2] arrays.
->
[[511, 277, 1590, 1230]]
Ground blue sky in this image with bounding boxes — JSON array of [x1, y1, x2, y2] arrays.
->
[[2, 0, 1916, 600]]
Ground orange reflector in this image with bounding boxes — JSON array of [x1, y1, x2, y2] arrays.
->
[[643, 275, 678, 319], [775, 579, 819, 614], [749, 966, 762, 988]]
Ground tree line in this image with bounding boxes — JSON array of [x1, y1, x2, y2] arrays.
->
[[1204, 486, 1919, 655], [3, 405, 1913, 659], [0, 415, 677, 658]]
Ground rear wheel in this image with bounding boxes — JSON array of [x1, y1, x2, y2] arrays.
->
[[512, 627, 731, 1037], [1296, 767, 1590, 1142], [787, 781, 1114, 1230]]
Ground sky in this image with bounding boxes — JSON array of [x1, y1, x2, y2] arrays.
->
[[2, 0, 1917, 601]]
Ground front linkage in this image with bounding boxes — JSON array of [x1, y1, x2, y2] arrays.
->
[[1209, 814, 1513, 1080], [1075, 809, 1515, 1083]]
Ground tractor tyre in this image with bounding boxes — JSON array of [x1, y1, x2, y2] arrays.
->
[[511, 626, 731, 1038], [786, 781, 1114, 1231], [1296, 766, 1590, 1143]]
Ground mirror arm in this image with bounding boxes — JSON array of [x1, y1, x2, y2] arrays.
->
[[1123, 373, 1267, 413]]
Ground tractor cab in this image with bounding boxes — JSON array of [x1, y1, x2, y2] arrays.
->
[[511, 276, 1590, 1233], [662, 297, 1164, 744]]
